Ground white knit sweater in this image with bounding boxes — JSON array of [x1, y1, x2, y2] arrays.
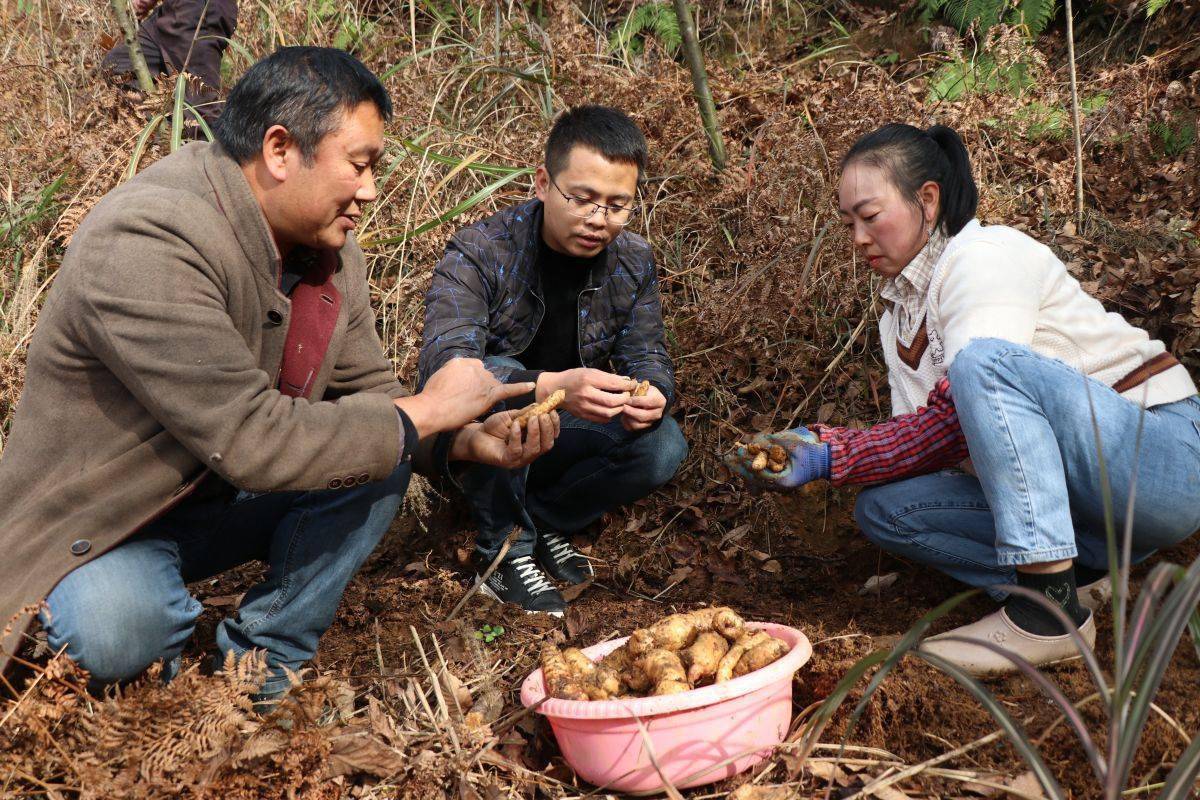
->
[[881, 219, 1197, 416]]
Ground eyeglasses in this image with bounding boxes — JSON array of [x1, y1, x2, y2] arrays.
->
[[548, 173, 638, 226]]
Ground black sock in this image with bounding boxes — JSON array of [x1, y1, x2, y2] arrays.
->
[[1073, 564, 1108, 586], [1004, 568, 1090, 636]]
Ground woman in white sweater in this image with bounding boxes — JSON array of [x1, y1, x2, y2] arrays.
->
[[729, 123, 1200, 674]]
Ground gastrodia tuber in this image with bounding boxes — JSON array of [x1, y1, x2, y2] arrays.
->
[[561, 647, 621, 699], [682, 630, 729, 684], [637, 648, 690, 695], [515, 390, 565, 428], [628, 607, 745, 655], [541, 643, 590, 700], [733, 636, 789, 677]]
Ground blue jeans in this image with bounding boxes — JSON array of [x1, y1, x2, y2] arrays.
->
[[462, 356, 688, 560], [856, 339, 1200, 599], [42, 462, 410, 696]]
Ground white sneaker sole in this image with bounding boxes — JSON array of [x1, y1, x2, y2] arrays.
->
[[480, 582, 565, 618]]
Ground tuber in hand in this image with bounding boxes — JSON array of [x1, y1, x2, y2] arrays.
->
[[724, 426, 831, 491]]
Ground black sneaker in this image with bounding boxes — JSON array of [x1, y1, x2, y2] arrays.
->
[[535, 532, 594, 585], [479, 554, 566, 616]]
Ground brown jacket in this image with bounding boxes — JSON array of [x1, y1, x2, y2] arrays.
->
[[0, 142, 417, 676]]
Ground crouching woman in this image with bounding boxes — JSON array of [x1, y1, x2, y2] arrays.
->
[[729, 123, 1200, 675]]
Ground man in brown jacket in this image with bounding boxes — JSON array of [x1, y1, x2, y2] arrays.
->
[[0, 47, 558, 699]]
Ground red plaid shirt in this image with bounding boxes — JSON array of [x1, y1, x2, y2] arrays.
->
[[813, 377, 969, 486]]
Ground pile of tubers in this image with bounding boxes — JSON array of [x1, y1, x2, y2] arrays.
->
[[540, 607, 789, 700], [745, 442, 788, 473]]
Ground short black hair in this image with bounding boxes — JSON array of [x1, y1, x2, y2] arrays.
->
[[215, 46, 392, 165], [842, 123, 978, 236], [544, 105, 648, 180]]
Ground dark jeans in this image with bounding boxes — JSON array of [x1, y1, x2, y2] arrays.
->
[[461, 357, 688, 561], [103, 0, 237, 128], [42, 462, 409, 697]]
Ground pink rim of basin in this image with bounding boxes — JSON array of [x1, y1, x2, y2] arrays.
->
[[519, 622, 812, 793]]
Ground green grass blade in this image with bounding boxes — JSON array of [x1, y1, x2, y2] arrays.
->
[[126, 114, 167, 181], [395, 138, 528, 176], [795, 648, 890, 757], [1002, 585, 1110, 701], [0, 174, 66, 240], [1188, 607, 1200, 664], [1112, 556, 1200, 790], [207, 34, 255, 66], [182, 102, 214, 142], [1120, 563, 1176, 678], [169, 70, 188, 153], [378, 42, 468, 81], [1156, 728, 1200, 800], [915, 651, 1067, 800], [834, 590, 981, 753], [1081, 381, 1120, 644], [928, 634, 1105, 782], [368, 168, 532, 246], [1116, 392, 1149, 677]]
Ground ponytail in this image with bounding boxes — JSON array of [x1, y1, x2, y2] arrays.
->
[[925, 125, 977, 235], [841, 123, 979, 236]]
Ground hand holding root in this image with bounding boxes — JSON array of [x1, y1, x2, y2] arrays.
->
[[724, 426, 831, 491], [515, 389, 566, 428], [619, 378, 665, 432]]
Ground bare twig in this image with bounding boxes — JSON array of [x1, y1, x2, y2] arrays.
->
[[1064, 0, 1084, 225], [671, 0, 726, 170], [445, 526, 520, 621], [109, 0, 154, 93]]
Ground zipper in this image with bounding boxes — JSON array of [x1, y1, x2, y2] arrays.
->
[[506, 285, 546, 361], [575, 285, 599, 369]]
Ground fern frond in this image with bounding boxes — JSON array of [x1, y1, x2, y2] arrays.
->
[[608, 2, 680, 57], [1145, 0, 1171, 16], [936, 0, 1006, 33], [649, 3, 681, 53], [917, 0, 951, 22], [1010, 0, 1057, 36]]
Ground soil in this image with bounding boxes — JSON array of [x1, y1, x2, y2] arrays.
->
[[176, 486, 1199, 799]]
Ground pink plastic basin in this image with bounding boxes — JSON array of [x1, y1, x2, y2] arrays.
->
[[519, 622, 812, 793]]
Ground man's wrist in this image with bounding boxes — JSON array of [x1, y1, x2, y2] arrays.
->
[[536, 371, 561, 401], [449, 423, 482, 461], [394, 393, 439, 438]]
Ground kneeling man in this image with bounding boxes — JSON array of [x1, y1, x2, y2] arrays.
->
[[0, 47, 558, 699], [420, 105, 688, 615]]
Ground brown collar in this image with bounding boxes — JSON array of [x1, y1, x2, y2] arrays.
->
[[896, 314, 930, 370]]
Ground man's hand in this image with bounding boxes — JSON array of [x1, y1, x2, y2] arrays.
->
[[620, 384, 666, 432], [399, 358, 534, 436], [723, 426, 831, 491], [451, 409, 560, 469], [132, 0, 159, 17], [537, 368, 634, 423]]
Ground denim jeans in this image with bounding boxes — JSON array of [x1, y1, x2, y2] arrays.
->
[[856, 339, 1200, 599], [461, 356, 688, 560], [42, 462, 410, 696]]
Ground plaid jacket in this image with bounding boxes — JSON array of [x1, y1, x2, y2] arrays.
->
[[418, 199, 675, 400], [815, 377, 969, 485]]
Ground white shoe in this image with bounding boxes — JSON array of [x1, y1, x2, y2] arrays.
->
[[918, 608, 1097, 677], [1077, 576, 1112, 612]]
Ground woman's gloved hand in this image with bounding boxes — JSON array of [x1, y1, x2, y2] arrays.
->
[[723, 426, 830, 491]]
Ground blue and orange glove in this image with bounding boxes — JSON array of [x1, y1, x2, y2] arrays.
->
[[724, 426, 831, 491]]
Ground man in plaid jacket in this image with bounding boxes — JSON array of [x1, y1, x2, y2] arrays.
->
[[419, 106, 687, 614]]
